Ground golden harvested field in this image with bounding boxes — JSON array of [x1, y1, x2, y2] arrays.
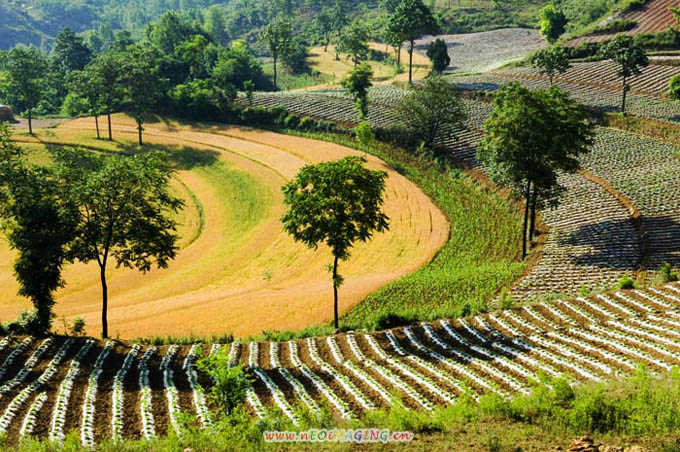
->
[[4, 116, 448, 338], [304, 42, 431, 89]]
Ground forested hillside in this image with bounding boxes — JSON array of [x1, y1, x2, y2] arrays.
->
[[0, 0, 636, 51]]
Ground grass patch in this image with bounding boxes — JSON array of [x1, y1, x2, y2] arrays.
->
[[262, 64, 334, 91], [283, 130, 525, 331]]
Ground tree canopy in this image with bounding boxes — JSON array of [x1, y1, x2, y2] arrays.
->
[[259, 19, 294, 91], [599, 35, 649, 113], [397, 76, 466, 149], [342, 62, 374, 121], [426, 38, 451, 74], [281, 156, 389, 330], [387, 0, 438, 84], [477, 82, 594, 259], [530, 45, 571, 85], [55, 148, 184, 339], [539, 3, 567, 44], [6, 46, 48, 135]]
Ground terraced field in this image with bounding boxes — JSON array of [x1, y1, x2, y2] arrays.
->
[[568, 0, 677, 45], [453, 73, 680, 124], [246, 86, 680, 298], [5, 116, 448, 338], [3, 284, 680, 443], [494, 61, 680, 97]]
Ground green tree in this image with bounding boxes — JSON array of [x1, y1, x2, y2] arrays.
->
[[175, 34, 210, 78], [52, 27, 93, 74], [55, 149, 184, 339], [381, 25, 405, 67], [86, 52, 124, 141], [204, 5, 230, 45], [330, 1, 349, 61], [281, 156, 389, 330], [669, 74, 680, 100], [67, 69, 103, 139], [477, 82, 594, 259], [0, 124, 78, 333], [387, 0, 438, 84], [341, 62, 373, 121], [337, 20, 370, 67], [396, 76, 466, 148], [121, 45, 166, 145], [599, 34, 649, 113], [426, 38, 450, 74], [211, 41, 266, 91], [259, 19, 293, 91], [530, 45, 571, 85], [315, 7, 334, 52], [146, 11, 206, 55], [539, 3, 567, 44], [6, 46, 48, 135]]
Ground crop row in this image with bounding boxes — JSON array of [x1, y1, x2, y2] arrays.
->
[[494, 61, 680, 97], [2, 287, 680, 442], [234, 284, 680, 420], [453, 73, 680, 125]]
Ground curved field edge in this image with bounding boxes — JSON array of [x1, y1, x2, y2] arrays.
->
[[282, 130, 525, 333]]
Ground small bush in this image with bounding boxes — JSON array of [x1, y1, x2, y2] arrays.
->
[[196, 351, 251, 415], [618, 275, 636, 290], [283, 114, 300, 129], [499, 288, 514, 309], [370, 312, 414, 330], [4, 309, 42, 335], [659, 262, 679, 283], [355, 121, 375, 146]]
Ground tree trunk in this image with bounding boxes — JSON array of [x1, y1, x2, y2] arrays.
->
[[529, 185, 537, 242], [94, 115, 100, 140], [273, 54, 278, 92], [324, 35, 329, 52], [332, 255, 339, 330], [100, 265, 108, 339], [107, 109, 113, 141], [621, 77, 627, 113], [137, 121, 143, 146], [549, 75, 553, 86], [408, 40, 414, 84], [522, 180, 531, 259], [28, 109, 33, 135], [397, 43, 402, 66]]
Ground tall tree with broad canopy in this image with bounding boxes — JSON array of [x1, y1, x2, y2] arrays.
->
[[120, 45, 166, 145], [6, 46, 48, 135], [67, 69, 104, 139], [396, 76, 466, 149], [342, 62, 373, 121], [426, 38, 450, 74], [539, 3, 567, 44], [315, 7, 334, 52], [259, 19, 293, 91], [387, 0, 438, 84], [477, 82, 594, 259], [86, 52, 124, 141], [599, 35, 649, 113], [281, 156, 389, 330], [530, 45, 571, 85], [52, 27, 93, 74], [0, 124, 78, 334], [337, 20, 370, 67], [55, 148, 184, 339]]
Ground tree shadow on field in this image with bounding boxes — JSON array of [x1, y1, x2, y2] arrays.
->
[[564, 218, 641, 270], [566, 215, 680, 270], [116, 141, 220, 171]]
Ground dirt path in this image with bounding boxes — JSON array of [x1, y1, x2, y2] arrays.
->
[[2, 116, 449, 339]]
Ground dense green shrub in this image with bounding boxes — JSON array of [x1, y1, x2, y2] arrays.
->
[[659, 262, 679, 283], [593, 19, 637, 34], [618, 275, 635, 289]]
